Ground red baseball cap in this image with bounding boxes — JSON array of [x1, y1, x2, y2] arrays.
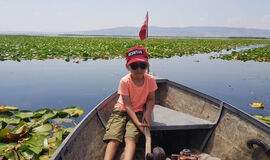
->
[[126, 46, 149, 66]]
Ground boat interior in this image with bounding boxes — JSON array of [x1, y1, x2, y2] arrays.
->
[[100, 79, 222, 159]]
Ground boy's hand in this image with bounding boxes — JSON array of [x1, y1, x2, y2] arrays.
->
[[137, 122, 150, 135], [142, 112, 152, 127]]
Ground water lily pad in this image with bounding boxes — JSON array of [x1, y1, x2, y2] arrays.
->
[[252, 114, 270, 125], [17, 152, 25, 160], [32, 124, 52, 133], [0, 115, 20, 124], [59, 106, 84, 118], [0, 111, 13, 117], [51, 118, 73, 124], [11, 120, 25, 132], [49, 148, 56, 157], [43, 138, 49, 149], [0, 105, 19, 113], [248, 102, 264, 109], [33, 108, 51, 118], [20, 135, 47, 154], [252, 114, 263, 119], [63, 128, 74, 136], [20, 149, 36, 159], [261, 116, 270, 124], [263, 116, 270, 121], [48, 136, 56, 143], [0, 126, 10, 140], [24, 120, 38, 129], [27, 145, 43, 155], [14, 110, 34, 119], [6, 124, 29, 139], [40, 155, 50, 160], [0, 143, 17, 154], [52, 125, 62, 133], [0, 121, 6, 129], [49, 136, 61, 150], [53, 130, 63, 141], [3, 150, 18, 160], [259, 119, 270, 125], [30, 132, 50, 137], [36, 110, 58, 124]]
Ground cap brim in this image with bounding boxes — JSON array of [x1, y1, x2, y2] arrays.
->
[[127, 58, 148, 66]]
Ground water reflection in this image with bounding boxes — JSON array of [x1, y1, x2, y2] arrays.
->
[[0, 45, 269, 121]]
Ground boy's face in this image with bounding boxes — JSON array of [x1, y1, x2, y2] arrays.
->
[[126, 62, 148, 76]]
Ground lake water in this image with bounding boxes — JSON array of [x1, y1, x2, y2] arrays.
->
[[1, 45, 270, 121]]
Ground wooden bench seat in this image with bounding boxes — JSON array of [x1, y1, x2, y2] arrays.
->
[[151, 105, 215, 131]]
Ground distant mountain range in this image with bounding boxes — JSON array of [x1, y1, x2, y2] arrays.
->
[[1, 26, 270, 38]]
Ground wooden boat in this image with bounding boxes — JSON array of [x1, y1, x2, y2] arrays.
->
[[51, 77, 270, 160]]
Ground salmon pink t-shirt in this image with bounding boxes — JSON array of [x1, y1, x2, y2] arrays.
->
[[114, 73, 158, 112]]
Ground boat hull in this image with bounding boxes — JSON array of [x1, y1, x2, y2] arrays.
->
[[51, 78, 270, 160]]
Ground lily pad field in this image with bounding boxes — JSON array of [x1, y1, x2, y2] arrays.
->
[[214, 45, 270, 62], [0, 105, 83, 160], [1, 35, 270, 62]]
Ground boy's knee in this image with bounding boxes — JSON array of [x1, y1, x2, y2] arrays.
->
[[108, 139, 121, 146], [124, 137, 136, 143]]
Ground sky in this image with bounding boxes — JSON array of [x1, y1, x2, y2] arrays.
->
[[1, 0, 270, 32]]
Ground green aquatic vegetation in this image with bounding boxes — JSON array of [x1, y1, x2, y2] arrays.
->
[[0, 115, 20, 125], [1, 35, 270, 61], [14, 110, 34, 119], [252, 114, 270, 125], [0, 106, 19, 113], [212, 45, 270, 62], [58, 106, 84, 118], [0, 105, 83, 159]]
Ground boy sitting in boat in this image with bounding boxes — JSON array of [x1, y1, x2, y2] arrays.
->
[[103, 46, 158, 160]]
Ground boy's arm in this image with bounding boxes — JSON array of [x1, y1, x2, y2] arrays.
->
[[143, 91, 155, 126], [122, 95, 149, 134]]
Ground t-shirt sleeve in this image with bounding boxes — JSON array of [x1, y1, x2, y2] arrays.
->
[[149, 77, 158, 92], [117, 79, 129, 96]]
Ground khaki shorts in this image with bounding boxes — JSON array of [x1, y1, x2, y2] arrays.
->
[[103, 108, 143, 143]]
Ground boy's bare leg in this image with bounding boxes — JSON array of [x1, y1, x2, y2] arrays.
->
[[104, 140, 120, 160], [124, 137, 136, 160]]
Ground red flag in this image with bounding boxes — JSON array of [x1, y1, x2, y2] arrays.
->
[[139, 12, 148, 41]]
